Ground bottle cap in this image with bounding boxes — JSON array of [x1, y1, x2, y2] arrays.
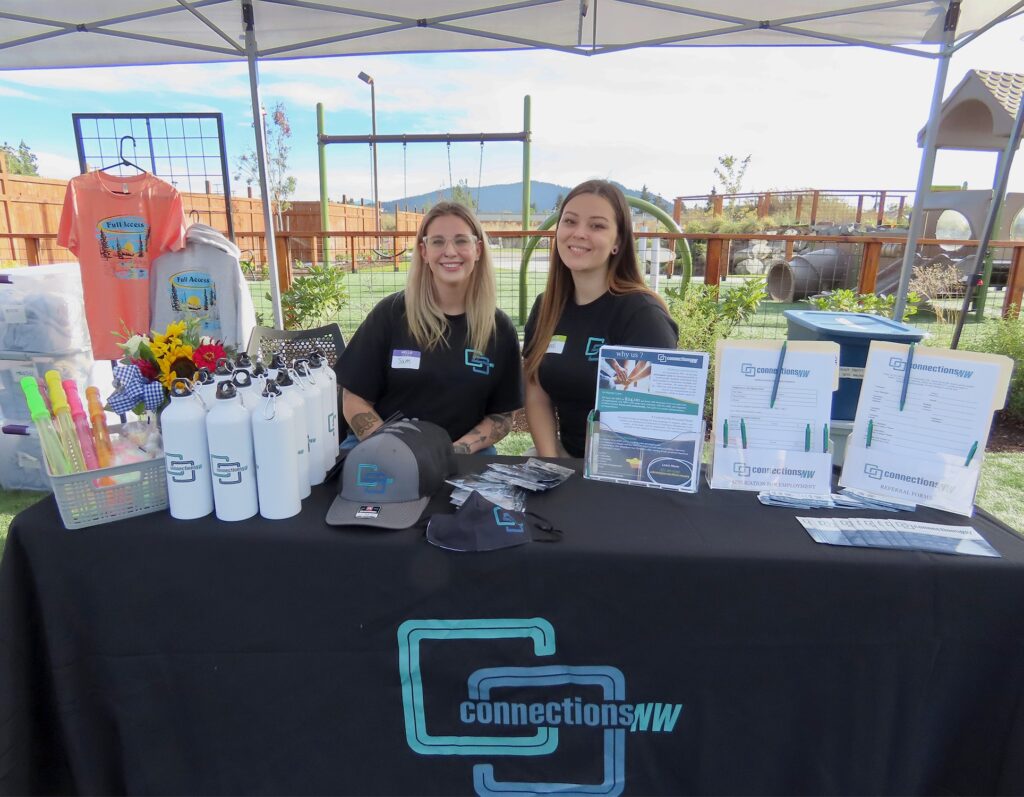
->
[[308, 353, 324, 369], [270, 353, 288, 370], [261, 381, 282, 398], [215, 381, 238, 400], [19, 377, 51, 422], [62, 380, 86, 419], [214, 357, 234, 377], [235, 352, 253, 369], [196, 367, 215, 385], [44, 370, 69, 413], [232, 370, 253, 389], [169, 378, 194, 398], [85, 386, 105, 420], [275, 370, 295, 387]]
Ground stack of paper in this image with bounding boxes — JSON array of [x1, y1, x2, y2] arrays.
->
[[832, 487, 915, 512], [797, 516, 1000, 557], [757, 491, 835, 509]]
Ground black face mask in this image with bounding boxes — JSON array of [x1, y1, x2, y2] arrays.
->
[[425, 491, 562, 552]]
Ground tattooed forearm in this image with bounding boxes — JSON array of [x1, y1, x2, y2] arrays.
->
[[453, 412, 514, 454], [352, 411, 382, 439]]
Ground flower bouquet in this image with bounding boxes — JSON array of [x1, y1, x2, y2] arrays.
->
[[110, 318, 231, 416]]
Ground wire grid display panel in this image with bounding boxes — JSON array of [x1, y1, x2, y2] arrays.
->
[[72, 113, 234, 239]]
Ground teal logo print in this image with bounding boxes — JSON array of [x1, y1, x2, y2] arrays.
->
[[492, 506, 524, 534], [397, 617, 683, 797], [585, 337, 605, 361], [358, 463, 393, 493], [465, 349, 494, 375]]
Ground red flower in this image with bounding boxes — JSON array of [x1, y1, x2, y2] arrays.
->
[[193, 342, 227, 370], [132, 357, 159, 382]]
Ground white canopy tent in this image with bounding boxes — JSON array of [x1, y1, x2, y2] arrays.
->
[[2, 0, 1022, 326]]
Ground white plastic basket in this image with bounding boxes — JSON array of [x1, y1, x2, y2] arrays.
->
[[48, 456, 168, 530]]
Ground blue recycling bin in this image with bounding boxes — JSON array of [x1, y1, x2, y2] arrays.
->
[[783, 310, 924, 421]]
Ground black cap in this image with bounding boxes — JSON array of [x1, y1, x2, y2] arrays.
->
[[235, 352, 253, 369], [216, 381, 238, 400], [232, 369, 253, 389], [214, 357, 234, 377], [169, 378, 194, 398], [270, 353, 288, 370], [326, 420, 454, 529], [262, 381, 282, 398], [196, 367, 215, 385], [276, 370, 295, 387]]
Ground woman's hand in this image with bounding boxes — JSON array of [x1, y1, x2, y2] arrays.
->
[[342, 389, 383, 440], [453, 412, 514, 454]]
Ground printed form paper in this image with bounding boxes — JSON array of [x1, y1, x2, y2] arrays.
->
[[840, 341, 1012, 516]]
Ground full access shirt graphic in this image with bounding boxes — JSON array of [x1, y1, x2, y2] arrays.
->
[[95, 215, 152, 279], [165, 270, 221, 335]]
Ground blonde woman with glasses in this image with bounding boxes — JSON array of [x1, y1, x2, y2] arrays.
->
[[335, 202, 522, 454]]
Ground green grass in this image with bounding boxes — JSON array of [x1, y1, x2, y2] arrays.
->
[[0, 489, 46, 559]]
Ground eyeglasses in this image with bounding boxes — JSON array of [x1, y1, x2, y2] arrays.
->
[[423, 234, 479, 251]]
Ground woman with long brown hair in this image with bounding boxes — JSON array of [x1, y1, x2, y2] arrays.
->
[[336, 202, 522, 454], [523, 180, 677, 458]]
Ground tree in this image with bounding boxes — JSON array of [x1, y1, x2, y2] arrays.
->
[[553, 193, 564, 211], [640, 184, 651, 203], [234, 102, 297, 231], [0, 140, 39, 176], [450, 178, 477, 210], [714, 154, 752, 219]]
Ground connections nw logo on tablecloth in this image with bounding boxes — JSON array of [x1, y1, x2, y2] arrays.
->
[[397, 618, 684, 797], [465, 349, 494, 375]]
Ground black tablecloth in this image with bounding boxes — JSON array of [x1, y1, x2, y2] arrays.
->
[[2, 458, 1024, 796]]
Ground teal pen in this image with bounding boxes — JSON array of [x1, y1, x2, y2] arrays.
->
[[770, 341, 787, 408], [804, 423, 811, 452], [867, 419, 873, 447], [823, 423, 829, 453], [965, 440, 978, 466], [899, 342, 915, 411], [740, 418, 747, 449], [723, 418, 728, 448]]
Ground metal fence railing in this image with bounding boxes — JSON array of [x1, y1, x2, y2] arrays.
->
[[4, 231, 1023, 342]]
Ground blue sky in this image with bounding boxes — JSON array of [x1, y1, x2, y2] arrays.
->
[[1, 15, 1023, 207]]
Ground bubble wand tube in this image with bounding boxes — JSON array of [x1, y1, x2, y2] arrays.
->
[[19, 377, 70, 476], [63, 380, 100, 471], [85, 386, 115, 468], [44, 370, 85, 473]]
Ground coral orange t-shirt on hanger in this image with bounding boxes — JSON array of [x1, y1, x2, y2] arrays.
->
[[58, 171, 186, 359]]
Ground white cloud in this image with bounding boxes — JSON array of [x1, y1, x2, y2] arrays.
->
[[33, 150, 80, 179]]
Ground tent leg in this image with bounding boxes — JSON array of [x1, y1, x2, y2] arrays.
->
[[243, 1, 284, 330], [892, 1, 959, 321], [951, 93, 1024, 347]]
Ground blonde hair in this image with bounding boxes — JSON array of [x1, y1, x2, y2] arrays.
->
[[523, 180, 667, 381], [405, 202, 498, 354]]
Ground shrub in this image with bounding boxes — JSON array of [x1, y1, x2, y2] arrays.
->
[[968, 310, 1024, 423], [909, 262, 964, 324], [805, 288, 919, 318], [665, 278, 767, 417], [268, 262, 348, 330]]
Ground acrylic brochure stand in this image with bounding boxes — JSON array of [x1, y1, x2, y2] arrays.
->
[[584, 410, 704, 494], [708, 339, 840, 494], [583, 345, 709, 495], [838, 340, 1012, 517]]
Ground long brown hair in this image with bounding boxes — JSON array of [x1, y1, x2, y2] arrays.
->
[[405, 201, 497, 354], [523, 180, 667, 380]]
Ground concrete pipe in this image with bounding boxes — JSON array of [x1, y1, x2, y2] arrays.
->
[[733, 257, 766, 275], [767, 248, 853, 302]]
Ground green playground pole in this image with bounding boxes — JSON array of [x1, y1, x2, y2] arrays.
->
[[520, 95, 532, 325], [317, 102, 330, 266]]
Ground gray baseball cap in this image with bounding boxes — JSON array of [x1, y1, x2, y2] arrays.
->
[[326, 419, 455, 529]]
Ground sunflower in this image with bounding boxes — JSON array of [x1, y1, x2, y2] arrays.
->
[[156, 343, 197, 389]]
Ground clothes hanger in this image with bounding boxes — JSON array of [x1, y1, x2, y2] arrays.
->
[[98, 136, 145, 193]]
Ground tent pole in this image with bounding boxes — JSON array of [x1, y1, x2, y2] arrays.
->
[[243, 1, 284, 330], [892, 0, 959, 321], [950, 92, 1024, 348]]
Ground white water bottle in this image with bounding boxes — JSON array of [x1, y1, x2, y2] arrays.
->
[[289, 364, 325, 486], [295, 359, 330, 482], [232, 369, 261, 412], [206, 381, 259, 521], [275, 370, 312, 498], [194, 367, 217, 411], [251, 382, 302, 520], [160, 378, 214, 520], [310, 352, 339, 469]]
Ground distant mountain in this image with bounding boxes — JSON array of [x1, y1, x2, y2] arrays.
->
[[382, 180, 671, 214]]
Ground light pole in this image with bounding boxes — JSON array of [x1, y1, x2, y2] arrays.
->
[[358, 71, 380, 235]]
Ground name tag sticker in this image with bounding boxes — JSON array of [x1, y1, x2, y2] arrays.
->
[[391, 350, 421, 369], [546, 335, 566, 355]]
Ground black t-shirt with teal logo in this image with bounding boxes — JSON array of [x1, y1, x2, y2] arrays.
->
[[524, 290, 678, 457], [336, 291, 523, 442]]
